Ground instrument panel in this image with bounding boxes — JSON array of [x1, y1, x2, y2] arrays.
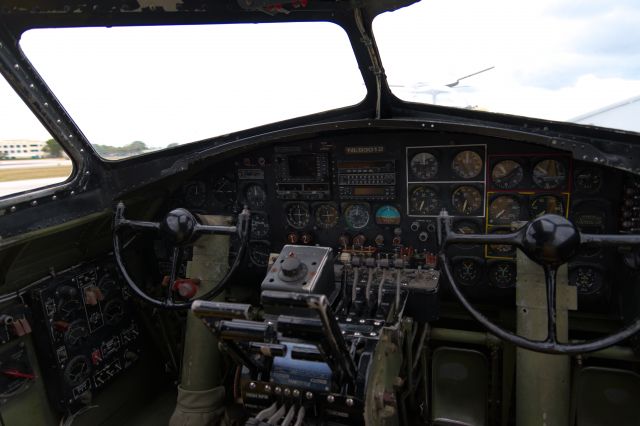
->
[[174, 131, 625, 301]]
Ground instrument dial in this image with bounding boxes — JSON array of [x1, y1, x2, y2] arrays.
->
[[103, 300, 125, 325], [315, 204, 339, 229], [488, 228, 516, 257], [453, 259, 481, 286], [410, 152, 439, 180], [63, 355, 91, 387], [530, 195, 564, 218], [244, 184, 267, 209], [452, 150, 483, 179], [251, 213, 270, 239], [285, 203, 310, 229], [532, 159, 566, 189], [212, 176, 237, 205], [410, 186, 441, 215], [488, 195, 521, 225], [64, 320, 89, 349], [183, 181, 207, 208], [375, 205, 401, 225], [451, 186, 483, 215], [488, 262, 516, 288], [491, 160, 523, 189], [570, 266, 603, 294], [249, 242, 271, 268], [574, 168, 603, 193], [344, 204, 370, 230]]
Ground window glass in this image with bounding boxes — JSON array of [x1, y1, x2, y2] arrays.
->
[[0, 76, 72, 198]]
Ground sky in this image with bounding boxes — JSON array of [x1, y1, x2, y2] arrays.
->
[[2, 0, 640, 151]]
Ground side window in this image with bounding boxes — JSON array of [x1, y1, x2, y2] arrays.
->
[[0, 75, 72, 198]]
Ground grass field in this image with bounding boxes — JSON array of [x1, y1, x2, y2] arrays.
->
[[0, 165, 73, 182]]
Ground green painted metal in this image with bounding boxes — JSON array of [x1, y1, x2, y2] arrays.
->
[[515, 253, 574, 426], [179, 215, 232, 391]]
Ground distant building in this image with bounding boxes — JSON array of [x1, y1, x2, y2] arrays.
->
[[0, 140, 46, 159], [572, 95, 640, 133]]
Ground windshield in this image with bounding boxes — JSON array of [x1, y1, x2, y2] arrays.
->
[[19, 22, 366, 159], [374, 0, 640, 133]]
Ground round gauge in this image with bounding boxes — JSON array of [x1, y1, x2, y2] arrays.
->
[[212, 176, 237, 205], [453, 259, 481, 286], [285, 203, 310, 229], [488, 195, 521, 225], [98, 274, 118, 300], [344, 204, 370, 230], [530, 195, 564, 218], [574, 168, 603, 193], [64, 320, 89, 349], [491, 160, 523, 189], [315, 204, 339, 229], [244, 184, 266, 209], [452, 150, 483, 179], [488, 262, 517, 288], [64, 355, 91, 387], [56, 299, 83, 322], [249, 242, 271, 268], [103, 300, 125, 326], [251, 213, 270, 239], [488, 228, 515, 257], [410, 186, 441, 215], [532, 159, 567, 189], [570, 266, 603, 295], [183, 181, 207, 208], [451, 186, 483, 215], [375, 205, 401, 225], [452, 221, 480, 249], [410, 152, 439, 180]]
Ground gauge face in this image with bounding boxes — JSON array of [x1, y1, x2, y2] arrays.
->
[[491, 160, 523, 189], [410, 152, 439, 180], [488, 195, 521, 225], [410, 186, 441, 215], [375, 205, 401, 225], [103, 300, 125, 325], [530, 195, 564, 218], [64, 356, 91, 387], [454, 220, 480, 235], [183, 181, 207, 208], [285, 203, 310, 229], [212, 176, 237, 204], [315, 204, 339, 229], [451, 186, 483, 215], [571, 266, 603, 294], [344, 204, 370, 229], [532, 159, 567, 189], [64, 320, 89, 349], [249, 242, 271, 268], [452, 150, 483, 179], [574, 168, 603, 193], [488, 228, 516, 257], [57, 299, 83, 322], [98, 274, 118, 300], [244, 184, 266, 209], [251, 213, 270, 239], [488, 262, 516, 288], [453, 259, 481, 286]]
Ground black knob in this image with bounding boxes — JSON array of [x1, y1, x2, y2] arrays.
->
[[160, 208, 198, 246], [521, 214, 580, 267], [281, 256, 302, 278]]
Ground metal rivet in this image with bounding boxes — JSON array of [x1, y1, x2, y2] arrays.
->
[[264, 384, 271, 393], [69, 134, 73, 138], [341, 330, 346, 334], [52, 195, 57, 201], [274, 387, 282, 395], [9, 206, 16, 213], [249, 382, 256, 390], [283, 388, 291, 396], [13, 64, 19, 69], [56, 119, 61, 123], [359, 319, 365, 324], [346, 318, 352, 322], [346, 398, 354, 407], [85, 171, 90, 175], [292, 389, 300, 398], [305, 391, 313, 400], [70, 191, 75, 195], [43, 102, 48, 107], [374, 321, 381, 326], [354, 332, 361, 336], [30, 200, 38, 207], [29, 84, 34, 89], [327, 395, 335, 403], [369, 332, 377, 337]]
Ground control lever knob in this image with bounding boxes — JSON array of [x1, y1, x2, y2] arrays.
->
[[279, 254, 307, 282]]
